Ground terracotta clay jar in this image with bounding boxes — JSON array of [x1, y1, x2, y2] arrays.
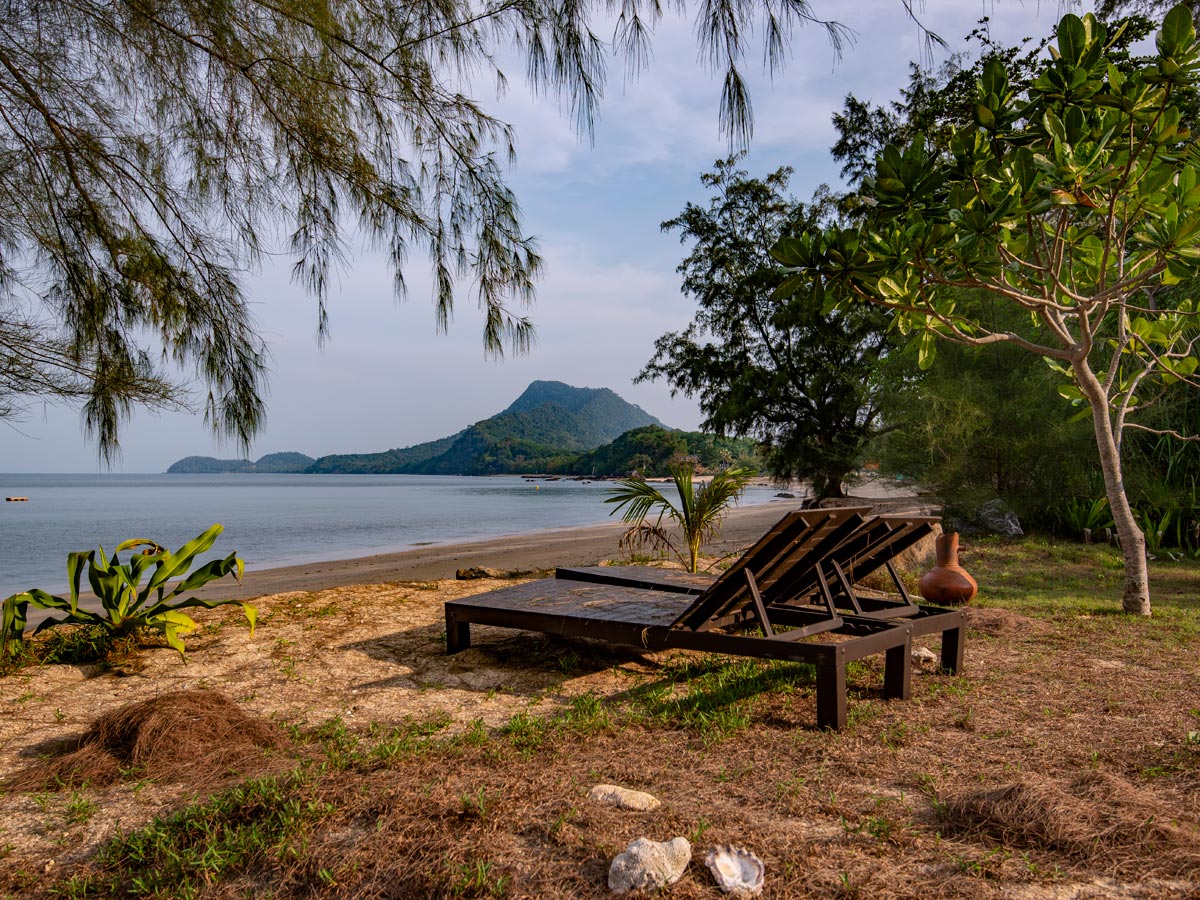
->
[[918, 532, 978, 605]]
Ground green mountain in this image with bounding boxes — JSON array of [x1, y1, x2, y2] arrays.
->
[[307, 381, 664, 475], [557, 425, 761, 477], [167, 456, 252, 474], [255, 452, 318, 473], [168, 383, 719, 476], [304, 433, 460, 474], [166, 452, 315, 474]]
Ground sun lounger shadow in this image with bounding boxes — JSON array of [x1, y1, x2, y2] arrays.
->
[[345, 623, 643, 696], [445, 507, 955, 730]]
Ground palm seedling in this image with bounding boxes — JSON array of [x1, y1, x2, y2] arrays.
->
[[605, 462, 754, 573]]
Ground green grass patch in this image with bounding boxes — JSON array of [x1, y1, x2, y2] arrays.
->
[[0, 625, 130, 676], [66, 773, 330, 898], [965, 535, 1200, 642], [623, 654, 815, 742]]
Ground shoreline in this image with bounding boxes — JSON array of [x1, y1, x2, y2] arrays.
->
[[199, 480, 932, 601], [198, 499, 798, 600], [19, 479, 933, 625]]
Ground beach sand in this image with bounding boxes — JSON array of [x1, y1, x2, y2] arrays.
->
[[198, 477, 931, 602]]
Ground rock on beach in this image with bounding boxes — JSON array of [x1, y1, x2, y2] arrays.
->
[[587, 784, 661, 812], [608, 837, 691, 894]]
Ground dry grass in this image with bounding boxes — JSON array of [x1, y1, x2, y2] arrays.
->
[[3, 690, 291, 792], [0, 536, 1198, 899], [937, 771, 1200, 878]]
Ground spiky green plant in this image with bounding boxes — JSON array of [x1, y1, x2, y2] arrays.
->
[[1, 524, 253, 660], [605, 463, 753, 573]]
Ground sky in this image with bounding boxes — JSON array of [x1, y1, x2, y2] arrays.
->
[[0, 0, 1088, 473]]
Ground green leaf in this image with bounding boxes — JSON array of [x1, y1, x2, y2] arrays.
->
[[769, 236, 805, 267], [981, 57, 1008, 99], [157, 609, 199, 659], [168, 553, 242, 597], [1, 594, 31, 656], [1159, 4, 1195, 57], [1057, 14, 1087, 66], [146, 524, 223, 592], [771, 273, 807, 302], [917, 330, 936, 370], [1043, 109, 1067, 145], [877, 275, 910, 299], [66, 551, 89, 616], [116, 537, 160, 553]]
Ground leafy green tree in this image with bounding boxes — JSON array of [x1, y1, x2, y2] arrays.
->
[[561, 424, 760, 476], [640, 156, 901, 499], [1, 0, 863, 460], [606, 462, 753, 572], [774, 7, 1200, 615], [875, 302, 1101, 527]]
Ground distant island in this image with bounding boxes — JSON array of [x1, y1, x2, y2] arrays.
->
[[166, 452, 316, 475], [167, 380, 759, 477]]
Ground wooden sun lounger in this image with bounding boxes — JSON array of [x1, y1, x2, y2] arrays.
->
[[765, 514, 967, 674], [444, 508, 916, 730], [560, 510, 967, 675]]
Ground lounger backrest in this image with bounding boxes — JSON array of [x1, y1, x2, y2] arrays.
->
[[670, 506, 871, 630], [829, 516, 939, 585], [763, 515, 939, 605]]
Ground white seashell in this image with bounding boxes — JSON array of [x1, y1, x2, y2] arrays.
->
[[705, 844, 764, 895]]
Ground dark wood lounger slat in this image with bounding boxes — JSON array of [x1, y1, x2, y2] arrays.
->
[[554, 510, 967, 675]]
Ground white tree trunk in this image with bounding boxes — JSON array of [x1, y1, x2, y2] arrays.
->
[[1075, 362, 1151, 616]]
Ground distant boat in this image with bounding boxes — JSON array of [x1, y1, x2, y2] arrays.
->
[[5, 497, 29, 502]]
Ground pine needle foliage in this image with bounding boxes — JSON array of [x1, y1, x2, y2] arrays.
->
[[0, 0, 852, 460]]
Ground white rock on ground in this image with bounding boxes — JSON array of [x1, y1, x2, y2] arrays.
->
[[912, 647, 938, 664], [588, 784, 662, 812], [608, 837, 691, 894]]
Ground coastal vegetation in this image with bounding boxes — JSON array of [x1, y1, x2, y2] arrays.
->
[[605, 462, 754, 572], [774, 6, 1200, 614], [640, 158, 902, 500], [559, 425, 760, 478], [167, 453, 317, 475], [0, 525, 252, 661]]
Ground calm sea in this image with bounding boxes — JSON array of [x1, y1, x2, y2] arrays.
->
[[0, 474, 781, 597]]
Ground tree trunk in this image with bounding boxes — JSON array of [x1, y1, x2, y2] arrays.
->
[[813, 474, 847, 500], [1074, 362, 1151, 616]]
